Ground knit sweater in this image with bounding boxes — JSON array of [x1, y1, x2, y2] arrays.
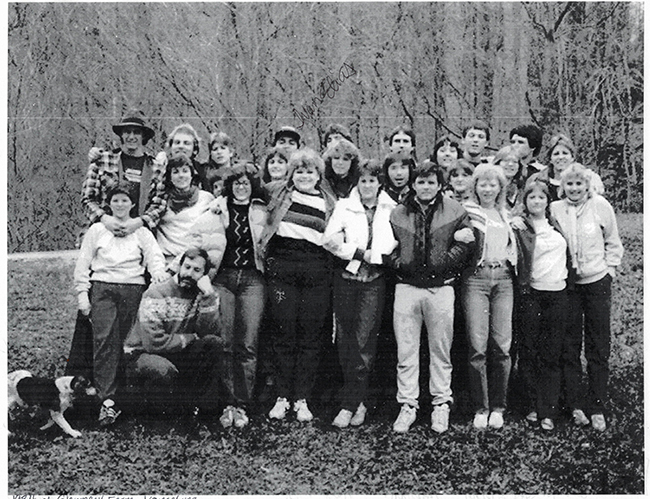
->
[[74, 222, 166, 294], [123, 277, 221, 355]]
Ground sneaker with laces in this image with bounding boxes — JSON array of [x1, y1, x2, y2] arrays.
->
[[269, 397, 290, 420], [591, 413, 606, 431], [294, 399, 313, 422], [540, 418, 554, 431], [220, 405, 236, 428], [526, 411, 538, 423], [431, 403, 450, 433], [332, 409, 353, 428], [98, 399, 121, 426], [393, 404, 417, 433], [473, 412, 488, 430], [572, 408, 590, 427], [350, 403, 367, 427], [488, 410, 504, 429], [233, 407, 249, 428]]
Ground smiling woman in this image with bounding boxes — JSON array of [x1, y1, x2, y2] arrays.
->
[[156, 155, 215, 268]]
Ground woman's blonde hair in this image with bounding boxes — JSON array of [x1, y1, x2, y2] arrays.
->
[[559, 162, 591, 197], [472, 163, 508, 209]]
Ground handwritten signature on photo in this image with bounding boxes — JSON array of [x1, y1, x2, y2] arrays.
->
[[292, 62, 357, 129]]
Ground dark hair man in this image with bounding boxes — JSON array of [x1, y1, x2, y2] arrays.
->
[[123, 248, 224, 416], [82, 110, 167, 237], [509, 124, 547, 180]]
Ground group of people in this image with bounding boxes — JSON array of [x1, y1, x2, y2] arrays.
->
[[71, 110, 623, 436]]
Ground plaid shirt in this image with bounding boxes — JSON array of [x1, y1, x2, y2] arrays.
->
[[81, 149, 167, 230]]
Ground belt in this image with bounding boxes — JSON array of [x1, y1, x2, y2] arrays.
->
[[478, 260, 507, 269]]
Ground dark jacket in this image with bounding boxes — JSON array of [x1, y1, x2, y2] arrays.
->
[[385, 192, 474, 288]]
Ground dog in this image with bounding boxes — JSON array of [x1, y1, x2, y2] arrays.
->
[[8, 370, 98, 438]]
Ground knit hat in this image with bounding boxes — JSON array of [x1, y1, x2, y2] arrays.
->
[[273, 126, 301, 146], [112, 110, 155, 144]]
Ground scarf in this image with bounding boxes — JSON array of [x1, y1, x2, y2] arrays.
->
[[564, 193, 589, 269], [168, 185, 200, 214]]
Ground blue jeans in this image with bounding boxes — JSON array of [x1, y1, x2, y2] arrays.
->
[[462, 266, 514, 413], [90, 281, 145, 400], [333, 274, 385, 412], [214, 268, 266, 408]]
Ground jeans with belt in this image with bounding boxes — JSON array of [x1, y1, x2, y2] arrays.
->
[[214, 267, 266, 409], [462, 264, 514, 414]]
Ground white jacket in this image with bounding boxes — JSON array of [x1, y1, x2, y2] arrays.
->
[[550, 194, 623, 284], [323, 188, 397, 274]]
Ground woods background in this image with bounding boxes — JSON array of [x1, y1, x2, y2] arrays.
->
[[8, 2, 643, 253]]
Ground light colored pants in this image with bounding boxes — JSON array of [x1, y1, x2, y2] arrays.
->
[[393, 283, 455, 408], [462, 266, 513, 413]]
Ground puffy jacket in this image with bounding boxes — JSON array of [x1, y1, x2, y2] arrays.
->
[[385, 192, 474, 287], [323, 188, 397, 274]]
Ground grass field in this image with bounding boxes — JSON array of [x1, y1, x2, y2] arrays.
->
[[7, 214, 643, 495]]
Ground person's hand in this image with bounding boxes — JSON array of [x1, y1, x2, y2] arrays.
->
[[151, 272, 169, 284], [363, 249, 372, 263], [122, 218, 144, 236], [608, 266, 616, 278], [510, 216, 526, 230], [454, 227, 475, 244], [155, 151, 168, 168], [78, 293, 91, 316], [196, 275, 215, 296], [209, 196, 227, 214], [88, 147, 103, 163], [101, 214, 126, 236]]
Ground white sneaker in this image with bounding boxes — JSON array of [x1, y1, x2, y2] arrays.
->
[[393, 404, 417, 433], [233, 407, 249, 428], [294, 399, 313, 422], [526, 411, 538, 423], [332, 409, 353, 428], [219, 405, 235, 428], [541, 418, 554, 431], [488, 411, 504, 429], [431, 404, 450, 434], [350, 403, 367, 427], [572, 409, 590, 427], [269, 397, 290, 420], [473, 412, 488, 430], [591, 413, 607, 431]]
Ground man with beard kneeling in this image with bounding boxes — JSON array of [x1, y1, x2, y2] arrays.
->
[[123, 248, 224, 418]]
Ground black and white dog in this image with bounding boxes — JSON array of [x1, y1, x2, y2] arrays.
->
[[8, 370, 98, 438]]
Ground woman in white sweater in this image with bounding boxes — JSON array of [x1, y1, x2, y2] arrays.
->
[[550, 163, 623, 431], [513, 180, 571, 431], [323, 159, 397, 428], [75, 182, 166, 425], [156, 155, 214, 270]]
